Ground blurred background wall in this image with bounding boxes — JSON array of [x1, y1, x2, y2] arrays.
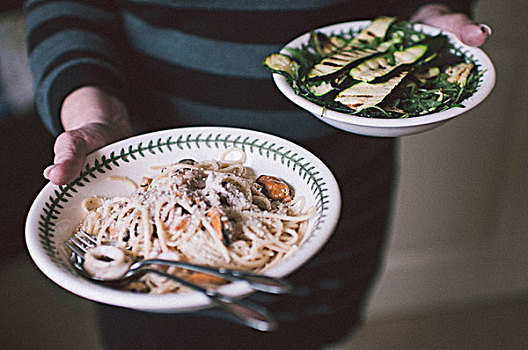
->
[[0, 0, 526, 349], [366, 0, 528, 319]]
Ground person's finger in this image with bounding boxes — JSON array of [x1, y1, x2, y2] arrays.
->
[[44, 129, 89, 185], [458, 23, 491, 47], [420, 13, 491, 47], [43, 122, 134, 185], [448, 14, 491, 47]]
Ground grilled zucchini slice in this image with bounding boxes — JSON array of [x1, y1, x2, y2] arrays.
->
[[306, 17, 397, 80], [414, 66, 441, 83], [307, 46, 379, 79], [263, 53, 299, 79], [310, 31, 348, 56], [349, 44, 427, 82], [306, 81, 335, 96], [351, 16, 396, 44], [335, 71, 408, 111], [445, 62, 474, 87]]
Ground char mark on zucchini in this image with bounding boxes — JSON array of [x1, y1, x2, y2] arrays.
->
[[335, 71, 409, 111]]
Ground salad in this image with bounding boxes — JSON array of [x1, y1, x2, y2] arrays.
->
[[264, 16, 482, 119]]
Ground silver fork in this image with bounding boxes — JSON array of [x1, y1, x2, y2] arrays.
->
[[66, 230, 289, 331], [67, 230, 292, 294]]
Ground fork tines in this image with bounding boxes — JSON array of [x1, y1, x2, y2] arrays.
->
[[65, 230, 97, 259]]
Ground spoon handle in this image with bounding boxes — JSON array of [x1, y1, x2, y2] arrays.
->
[[142, 269, 277, 332], [138, 259, 292, 294], [212, 293, 277, 332]]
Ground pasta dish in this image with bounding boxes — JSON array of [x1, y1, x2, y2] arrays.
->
[[76, 148, 316, 293]]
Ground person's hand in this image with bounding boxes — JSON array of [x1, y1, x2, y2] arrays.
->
[[43, 87, 133, 185], [410, 3, 491, 47]]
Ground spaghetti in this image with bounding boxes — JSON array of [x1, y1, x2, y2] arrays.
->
[[76, 148, 316, 294]]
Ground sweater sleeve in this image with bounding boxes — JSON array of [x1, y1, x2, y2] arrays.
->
[[388, 0, 474, 18], [24, 0, 128, 136]]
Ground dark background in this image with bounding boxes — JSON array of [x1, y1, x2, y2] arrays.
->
[[0, 1, 53, 264]]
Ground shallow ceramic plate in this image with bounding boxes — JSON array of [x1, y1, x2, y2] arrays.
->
[[26, 127, 341, 313], [273, 20, 496, 137]]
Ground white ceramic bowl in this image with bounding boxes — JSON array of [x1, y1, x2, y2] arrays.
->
[[26, 127, 341, 313], [273, 20, 496, 137]]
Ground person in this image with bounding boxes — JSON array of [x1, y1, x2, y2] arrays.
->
[[24, 1, 489, 349]]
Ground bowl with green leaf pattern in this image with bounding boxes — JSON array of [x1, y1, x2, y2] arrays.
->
[[25, 127, 340, 313]]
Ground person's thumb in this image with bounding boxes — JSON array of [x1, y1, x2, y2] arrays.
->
[[457, 23, 491, 47], [43, 86, 134, 185], [419, 12, 491, 47], [44, 122, 133, 185], [44, 129, 90, 185]]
